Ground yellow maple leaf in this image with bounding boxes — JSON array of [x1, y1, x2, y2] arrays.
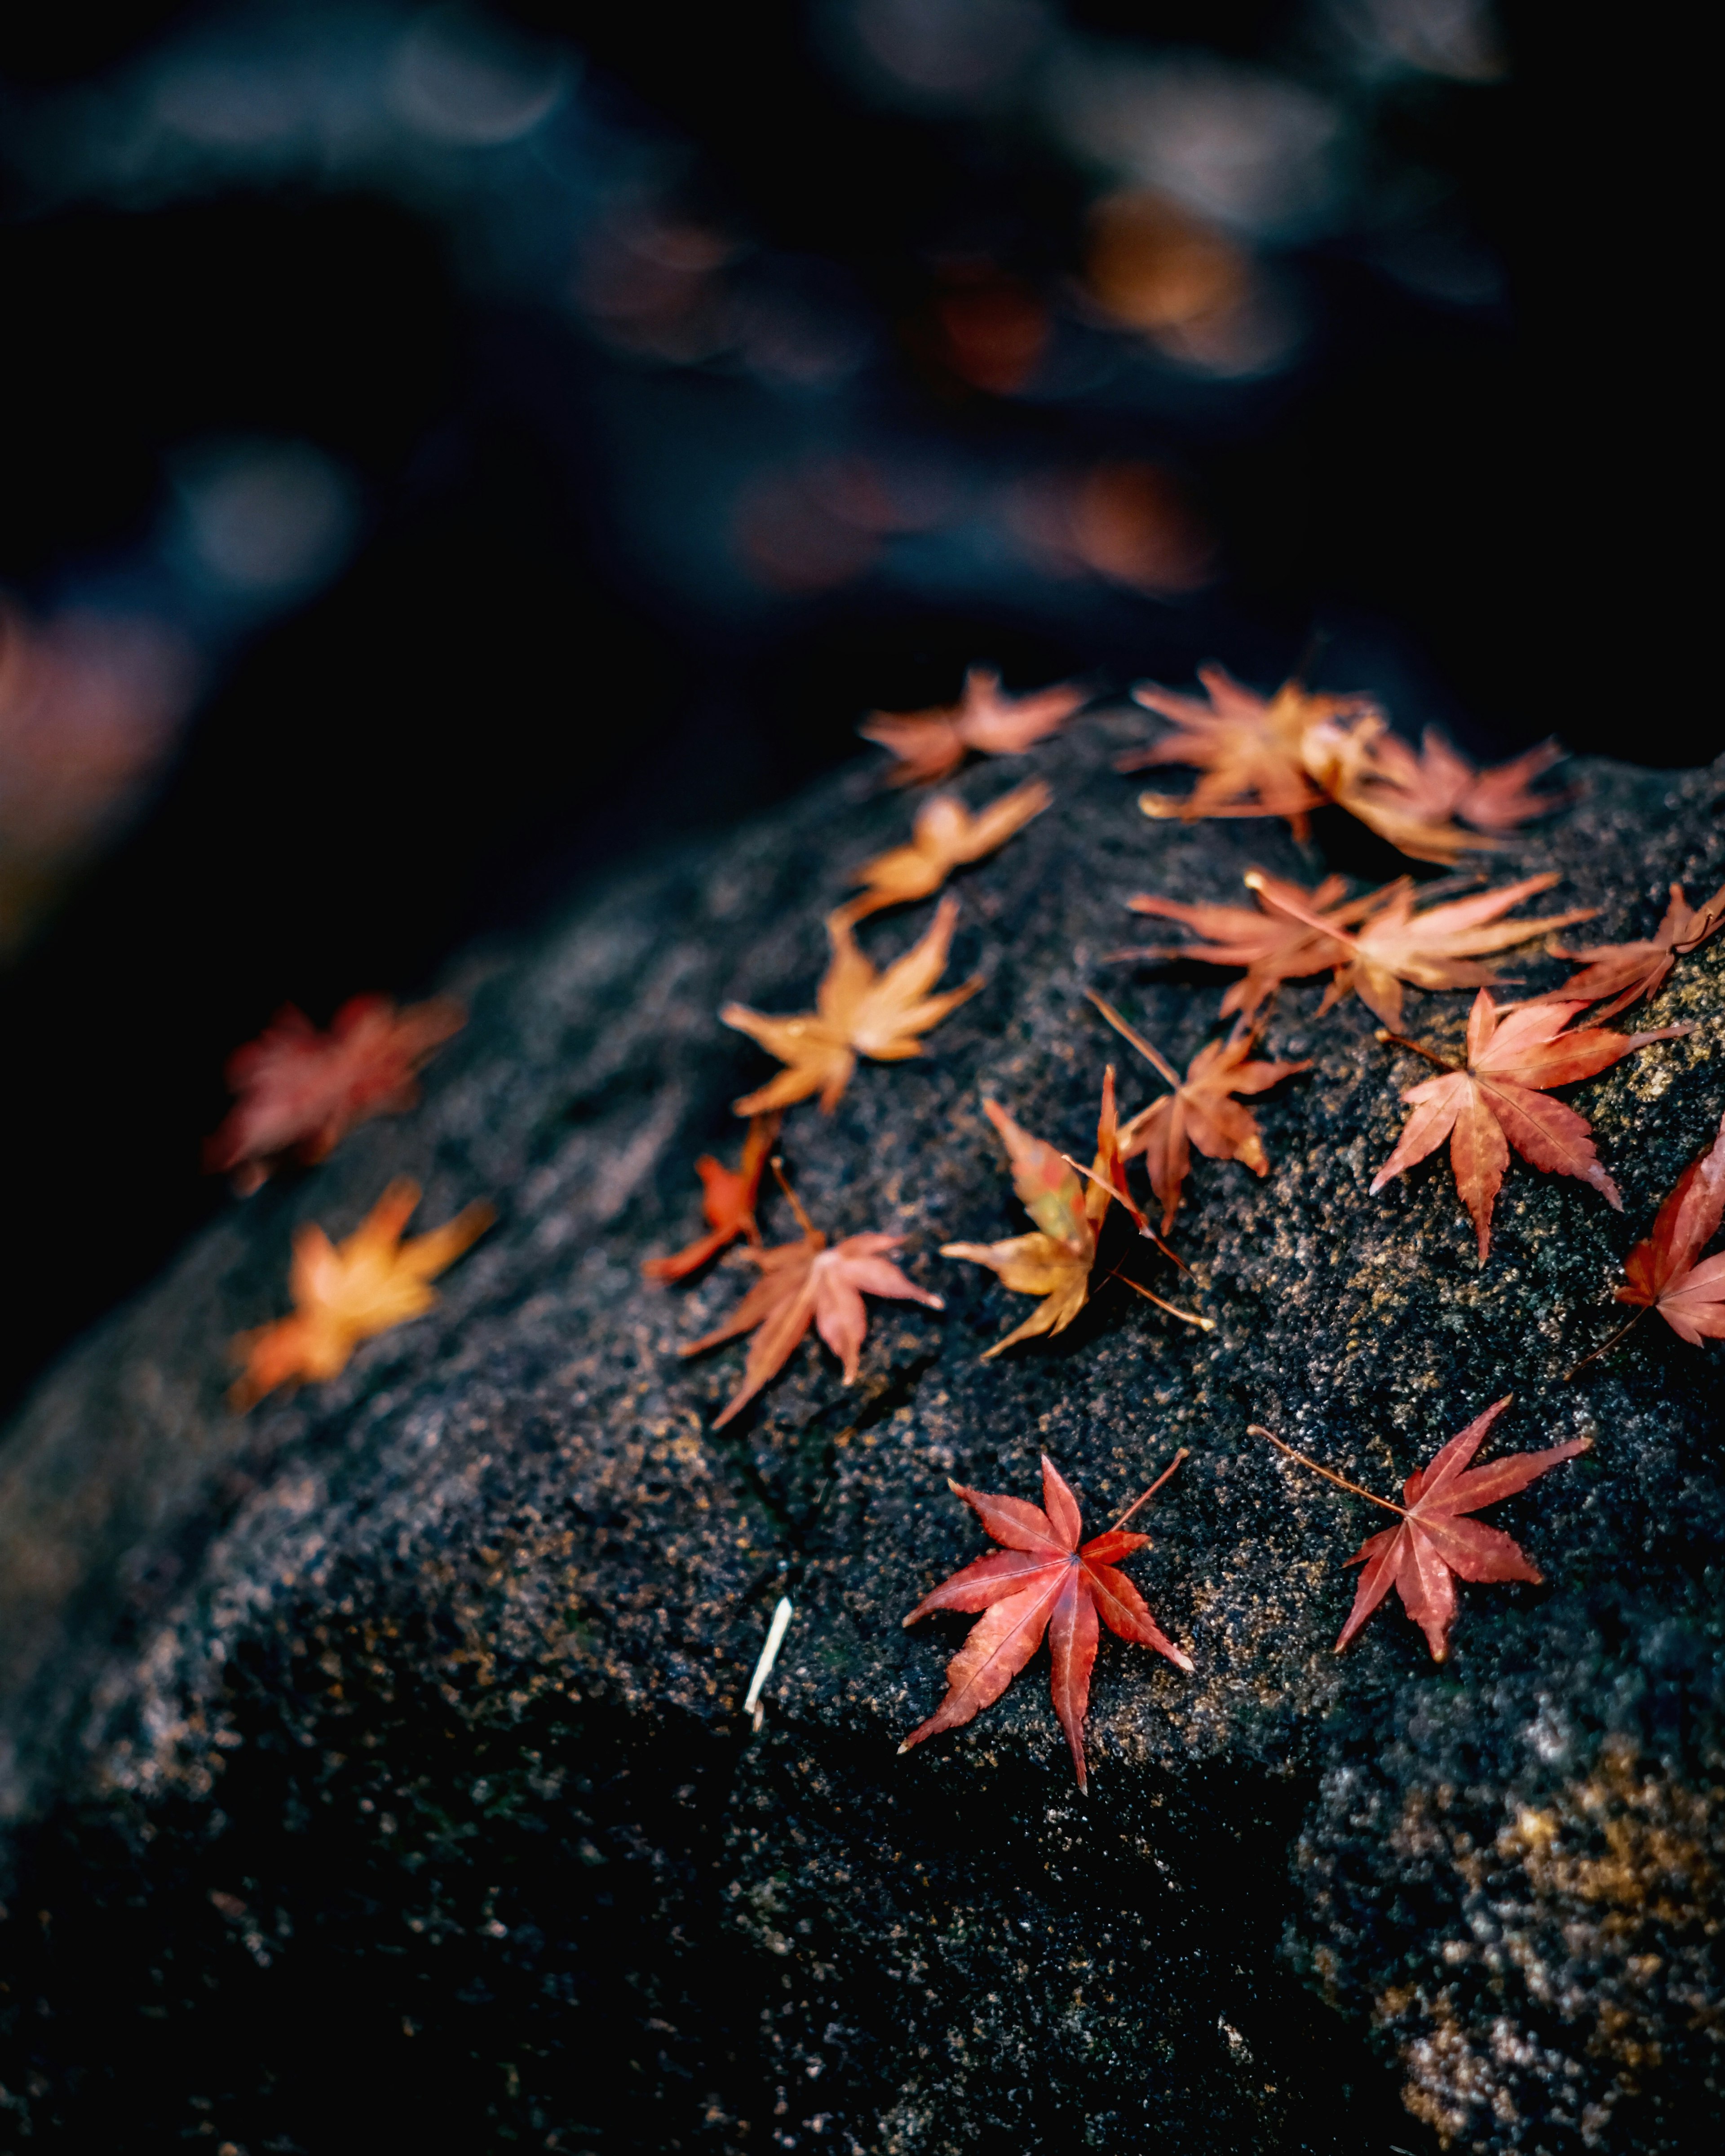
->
[[841, 778, 1050, 919], [722, 894, 982, 1115], [230, 1178, 493, 1409]]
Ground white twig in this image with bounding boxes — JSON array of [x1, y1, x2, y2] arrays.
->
[[744, 1595, 795, 1731]]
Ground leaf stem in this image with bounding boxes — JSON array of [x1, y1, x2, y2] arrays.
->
[[1247, 1424, 1405, 1515], [1564, 1303, 1649, 1381], [1241, 872, 1362, 955], [1087, 990, 1183, 1091], [770, 1157, 819, 1242], [1109, 1448, 1190, 1533], [1373, 1028, 1456, 1070], [1108, 1270, 1214, 1330]]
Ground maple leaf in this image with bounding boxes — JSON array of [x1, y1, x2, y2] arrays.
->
[[858, 666, 1086, 786], [206, 994, 465, 1195], [642, 1112, 780, 1282], [940, 1070, 1207, 1356], [722, 895, 982, 1116], [1297, 711, 1496, 866], [1115, 871, 1377, 1019], [1090, 993, 1309, 1233], [1370, 989, 1692, 1262], [1548, 880, 1725, 1022], [1243, 869, 1596, 1031], [1121, 664, 1343, 837], [899, 1451, 1191, 1791], [842, 778, 1051, 919], [1357, 727, 1574, 835], [230, 1178, 493, 1409], [1253, 1402, 1590, 1661], [680, 1174, 942, 1427], [1570, 1113, 1725, 1372]]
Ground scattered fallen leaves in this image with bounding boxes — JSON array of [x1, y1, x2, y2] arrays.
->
[[1370, 989, 1691, 1262], [1549, 880, 1725, 1021], [206, 995, 465, 1195], [230, 1178, 493, 1409], [1253, 1402, 1589, 1661], [680, 1173, 942, 1427], [1116, 871, 1376, 1019], [842, 778, 1051, 918], [1242, 869, 1595, 1031], [722, 895, 982, 1116], [1124, 665, 1572, 863], [1091, 993, 1309, 1233], [859, 667, 1085, 786], [1573, 1112, 1725, 1368], [940, 1069, 1206, 1355], [899, 1451, 1191, 1790], [642, 1112, 780, 1282]]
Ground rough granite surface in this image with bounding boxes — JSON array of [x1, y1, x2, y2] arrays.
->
[[0, 715, 1721, 2154]]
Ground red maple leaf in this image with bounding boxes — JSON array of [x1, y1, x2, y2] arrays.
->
[[1253, 1401, 1590, 1661], [1550, 880, 1725, 1021], [899, 1452, 1190, 1790], [858, 667, 1085, 786], [1370, 989, 1690, 1261], [680, 1175, 942, 1427], [206, 995, 466, 1194], [642, 1113, 780, 1282], [1572, 1113, 1725, 1371]]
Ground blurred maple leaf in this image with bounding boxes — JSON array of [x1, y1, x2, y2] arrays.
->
[[230, 1178, 492, 1409], [1122, 665, 1338, 836], [842, 778, 1050, 919], [722, 895, 981, 1116], [1254, 1401, 1589, 1661], [679, 1171, 941, 1427], [858, 667, 1085, 786], [899, 1451, 1190, 1791], [1090, 993, 1309, 1233], [1370, 989, 1691, 1262], [1548, 880, 1725, 1021], [1358, 728, 1573, 835], [1241, 870, 1595, 1030], [206, 994, 465, 1194], [941, 1069, 1206, 1356], [642, 1112, 779, 1283]]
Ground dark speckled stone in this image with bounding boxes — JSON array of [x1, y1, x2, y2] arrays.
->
[[1, 720, 1721, 2153]]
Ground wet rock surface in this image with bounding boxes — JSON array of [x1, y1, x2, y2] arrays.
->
[[1, 717, 1721, 2153]]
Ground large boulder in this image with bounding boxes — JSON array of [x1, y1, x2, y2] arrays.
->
[[2, 716, 1721, 2153]]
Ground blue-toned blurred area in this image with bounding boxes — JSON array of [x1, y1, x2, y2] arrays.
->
[[0, 1, 1709, 1405]]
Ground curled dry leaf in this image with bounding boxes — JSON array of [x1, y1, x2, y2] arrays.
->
[[680, 1177, 942, 1428], [1090, 993, 1309, 1233], [1370, 989, 1692, 1262], [722, 895, 982, 1116], [1549, 879, 1725, 1022], [1254, 1403, 1590, 1661], [1573, 1112, 1725, 1366], [859, 666, 1086, 787], [899, 1452, 1191, 1791], [842, 778, 1050, 919], [940, 1069, 1205, 1356], [206, 994, 466, 1194], [642, 1112, 780, 1282], [1242, 869, 1595, 1032], [1124, 664, 1572, 863], [230, 1178, 493, 1409]]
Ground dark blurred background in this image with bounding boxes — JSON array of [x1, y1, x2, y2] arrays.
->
[[0, 1, 1711, 1414]]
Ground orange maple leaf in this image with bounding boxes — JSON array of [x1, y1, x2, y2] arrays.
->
[[1548, 879, 1725, 1022], [1089, 993, 1309, 1233], [858, 666, 1085, 786], [206, 994, 465, 1194], [721, 895, 982, 1116], [1254, 1402, 1590, 1661], [1115, 870, 1379, 1019], [899, 1451, 1190, 1791], [230, 1178, 493, 1409], [1370, 989, 1691, 1262], [642, 1112, 780, 1282], [1355, 728, 1573, 835], [841, 778, 1050, 919], [940, 1069, 1206, 1356], [1122, 664, 1340, 836], [1242, 869, 1596, 1031], [680, 1176, 942, 1427]]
